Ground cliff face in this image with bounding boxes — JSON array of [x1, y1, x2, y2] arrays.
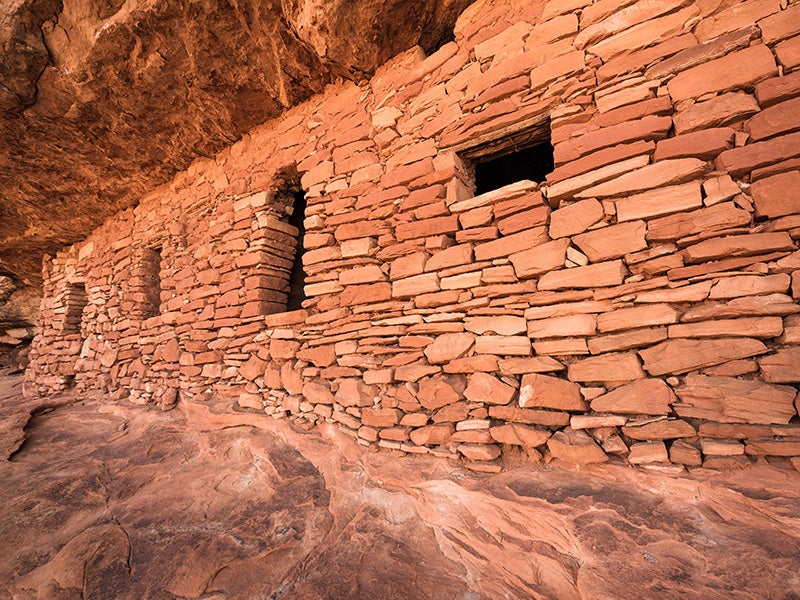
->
[[0, 0, 472, 327]]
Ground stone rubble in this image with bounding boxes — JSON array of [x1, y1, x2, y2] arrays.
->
[[25, 0, 800, 473]]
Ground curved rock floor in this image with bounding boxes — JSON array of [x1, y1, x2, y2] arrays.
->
[[1, 372, 799, 599]]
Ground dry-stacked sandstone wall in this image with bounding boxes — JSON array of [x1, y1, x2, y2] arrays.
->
[[26, 0, 800, 471]]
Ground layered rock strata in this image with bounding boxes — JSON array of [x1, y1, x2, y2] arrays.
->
[[26, 0, 800, 472]]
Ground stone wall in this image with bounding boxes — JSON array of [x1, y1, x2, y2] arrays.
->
[[26, 0, 800, 472]]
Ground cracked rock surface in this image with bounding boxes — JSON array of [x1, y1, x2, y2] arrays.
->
[[0, 0, 472, 326], [1, 372, 799, 599]]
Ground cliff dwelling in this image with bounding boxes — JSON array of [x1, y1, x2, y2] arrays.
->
[[1, 0, 800, 597]]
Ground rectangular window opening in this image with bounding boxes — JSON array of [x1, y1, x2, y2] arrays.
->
[[139, 246, 162, 319], [63, 282, 88, 335], [456, 116, 553, 196], [473, 140, 554, 195], [286, 190, 307, 312]]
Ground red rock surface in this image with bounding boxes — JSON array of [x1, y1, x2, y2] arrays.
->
[[2, 373, 799, 599]]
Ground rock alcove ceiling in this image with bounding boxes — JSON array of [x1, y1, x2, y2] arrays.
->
[[0, 0, 474, 327]]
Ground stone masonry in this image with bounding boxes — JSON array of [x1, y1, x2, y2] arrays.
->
[[26, 0, 800, 472]]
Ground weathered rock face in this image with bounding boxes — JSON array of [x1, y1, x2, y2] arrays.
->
[[1, 374, 799, 599], [0, 0, 472, 327]]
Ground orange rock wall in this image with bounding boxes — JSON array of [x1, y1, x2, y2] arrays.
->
[[26, 0, 800, 471]]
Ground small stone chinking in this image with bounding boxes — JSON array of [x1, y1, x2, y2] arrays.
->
[[25, 0, 800, 474]]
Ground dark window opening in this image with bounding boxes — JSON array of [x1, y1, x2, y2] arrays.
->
[[453, 115, 552, 197], [473, 140, 554, 196], [421, 25, 456, 55], [138, 246, 162, 318], [286, 190, 307, 312], [63, 282, 88, 335]]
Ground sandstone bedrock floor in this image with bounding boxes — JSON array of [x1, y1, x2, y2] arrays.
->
[[1, 372, 798, 600]]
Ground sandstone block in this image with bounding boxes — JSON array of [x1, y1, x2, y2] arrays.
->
[[474, 335, 532, 356], [280, 363, 303, 395], [716, 131, 800, 176], [567, 352, 645, 384], [334, 379, 376, 407], [498, 206, 550, 235], [509, 239, 570, 279], [394, 364, 441, 382], [547, 430, 608, 464], [498, 356, 566, 375], [519, 373, 587, 411], [745, 439, 800, 457], [645, 202, 751, 242], [702, 174, 743, 206], [622, 419, 696, 440], [699, 422, 774, 439], [362, 407, 401, 428], [269, 339, 301, 361], [390, 252, 428, 280], [549, 199, 604, 238], [573, 221, 647, 262], [748, 97, 800, 142], [410, 423, 454, 446], [474, 227, 549, 261], [615, 181, 703, 223], [554, 116, 671, 165], [297, 344, 337, 368], [654, 128, 735, 161], [588, 327, 669, 355], [683, 232, 795, 264], [425, 244, 473, 272], [673, 91, 760, 135], [395, 215, 459, 242], [570, 414, 627, 430], [527, 314, 596, 339], [628, 441, 668, 465], [464, 372, 515, 405], [340, 282, 391, 307], [775, 35, 800, 70], [576, 159, 706, 199], [668, 317, 783, 339], [530, 50, 585, 89], [667, 44, 777, 102], [464, 316, 526, 336], [458, 443, 501, 461], [759, 347, 800, 383], [489, 405, 570, 427], [597, 304, 680, 333], [339, 265, 385, 285], [674, 373, 797, 424], [417, 374, 465, 410], [538, 260, 627, 291], [750, 171, 800, 219], [640, 338, 768, 376], [701, 439, 744, 456], [490, 423, 550, 447], [423, 332, 475, 364], [669, 440, 702, 466], [756, 70, 800, 107], [237, 392, 263, 410], [681, 293, 800, 322], [533, 339, 589, 356], [392, 273, 440, 298], [302, 381, 335, 405], [546, 155, 651, 202], [590, 378, 674, 415]]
